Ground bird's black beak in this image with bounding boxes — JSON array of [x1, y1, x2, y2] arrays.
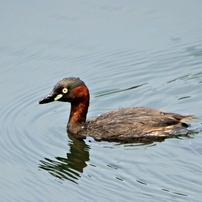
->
[[38, 92, 58, 104], [38, 91, 64, 104]]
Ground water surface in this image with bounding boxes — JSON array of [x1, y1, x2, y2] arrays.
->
[[1, 0, 202, 201]]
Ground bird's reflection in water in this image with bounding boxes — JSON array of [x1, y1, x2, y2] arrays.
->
[[39, 134, 90, 184]]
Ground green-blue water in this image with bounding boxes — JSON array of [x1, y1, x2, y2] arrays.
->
[[1, 1, 202, 201]]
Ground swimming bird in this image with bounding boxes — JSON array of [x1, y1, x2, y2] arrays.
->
[[38, 77, 195, 143]]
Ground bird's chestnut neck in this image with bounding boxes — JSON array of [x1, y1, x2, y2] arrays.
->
[[67, 84, 90, 133]]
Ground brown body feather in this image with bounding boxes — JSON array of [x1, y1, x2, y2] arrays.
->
[[75, 107, 195, 142]]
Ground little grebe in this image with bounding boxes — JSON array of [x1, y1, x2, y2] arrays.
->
[[38, 77, 195, 143]]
